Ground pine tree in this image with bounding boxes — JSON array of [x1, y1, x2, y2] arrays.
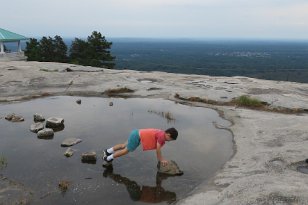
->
[[25, 38, 41, 61], [39, 37, 55, 62], [53, 35, 68, 63]]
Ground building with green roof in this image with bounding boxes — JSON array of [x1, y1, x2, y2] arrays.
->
[[0, 28, 28, 61]]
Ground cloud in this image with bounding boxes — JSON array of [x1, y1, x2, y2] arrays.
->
[[1, 0, 308, 39]]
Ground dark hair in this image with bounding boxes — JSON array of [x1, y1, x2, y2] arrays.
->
[[165, 127, 178, 140]]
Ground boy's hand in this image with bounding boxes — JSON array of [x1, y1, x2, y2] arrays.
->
[[160, 160, 168, 167]]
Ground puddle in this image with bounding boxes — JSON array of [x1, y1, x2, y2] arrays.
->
[[297, 166, 308, 174], [0, 96, 233, 204]]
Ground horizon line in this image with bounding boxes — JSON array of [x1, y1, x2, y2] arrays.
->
[[25, 36, 308, 42]]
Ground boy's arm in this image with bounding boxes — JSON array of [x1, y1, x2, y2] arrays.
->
[[156, 142, 168, 166]]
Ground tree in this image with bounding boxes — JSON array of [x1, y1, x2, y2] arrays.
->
[[39, 36, 55, 62], [25, 38, 41, 61], [69, 38, 90, 65], [53, 35, 68, 63], [25, 36, 68, 62], [69, 31, 115, 68], [87, 31, 115, 68], [24, 31, 115, 68]]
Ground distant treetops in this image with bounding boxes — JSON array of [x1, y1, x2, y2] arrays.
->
[[25, 31, 115, 69]]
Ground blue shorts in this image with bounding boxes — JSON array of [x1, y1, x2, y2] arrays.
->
[[127, 129, 140, 152]]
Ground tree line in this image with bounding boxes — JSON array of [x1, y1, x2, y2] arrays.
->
[[24, 31, 115, 69]]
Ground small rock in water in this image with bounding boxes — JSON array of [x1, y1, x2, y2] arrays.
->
[[81, 151, 97, 163], [58, 180, 70, 192], [76, 99, 81, 104], [30, 122, 44, 133], [51, 124, 65, 132], [5, 113, 24, 122], [64, 148, 75, 157], [46, 117, 64, 128], [157, 160, 183, 176], [37, 128, 54, 139], [34, 113, 45, 122], [61, 138, 82, 147], [109, 102, 113, 106]]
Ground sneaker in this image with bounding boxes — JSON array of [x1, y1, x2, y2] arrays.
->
[[103, 155, 113, 163], [103, 149, 111, 159]]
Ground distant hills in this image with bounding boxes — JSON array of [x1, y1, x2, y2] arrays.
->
[[5, 38, 308, 83]]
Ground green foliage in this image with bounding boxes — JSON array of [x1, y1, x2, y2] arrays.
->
[[25, 38, 41, 61], [25, 31, 115, 69], [39, 36, 55, 62], [234, 95, 263, 107], [53, 35, 68, 63], [69, 38, 91, 65], [25, 36, 67, 62], [69, 31, 115, 68]]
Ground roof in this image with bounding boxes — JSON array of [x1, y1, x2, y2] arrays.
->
[[0, 28, 28, 42]]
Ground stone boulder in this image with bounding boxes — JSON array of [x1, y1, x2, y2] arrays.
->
[[157, 160, 183, 176], [5, 113, 24, 122], [81, 151, 97, 163], [30, 122, 44, 133], [61, 138, 82, 147], [37, 128, 54, 139], [64, 148, 75, 157], [34, 113, 45, 122], [46, 117, 64, 128]]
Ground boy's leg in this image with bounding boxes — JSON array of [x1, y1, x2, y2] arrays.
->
[[104, 142, 128, 162], [113, 141, 127, 152], [104, 141, 127, 157], [106, 146, 128, 161], [104, 130, 139, 163], [113, 148, 129, 158]]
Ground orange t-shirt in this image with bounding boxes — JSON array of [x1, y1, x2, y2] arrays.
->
[[139, 129, 165, 151]]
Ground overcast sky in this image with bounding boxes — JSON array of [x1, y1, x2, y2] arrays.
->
[[1, 0, 308, 40]]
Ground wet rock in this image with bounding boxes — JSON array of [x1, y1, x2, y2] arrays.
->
[[58, 180, 70, 192], [51, 124, 65, 132], [61, 138, 82, 147], [37, 128, 54, 139], [64, 148, 75, 157], [30, 122, 44, 133], [46, 117, 64, 128], [157, 160, 183, 176], [34, 113, 45, 122], [81, 151, 97, 163], [65, 67, 73, 72], [76, 99, 81, 104], [5, 113, 24, 122], [109, 102, 113, 106]]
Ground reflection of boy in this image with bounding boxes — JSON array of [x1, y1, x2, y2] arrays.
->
[[103, 128, 178, 166], [103, 167, 176, 204]]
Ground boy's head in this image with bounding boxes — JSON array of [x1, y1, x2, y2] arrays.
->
[[165, 127, 178, 141]]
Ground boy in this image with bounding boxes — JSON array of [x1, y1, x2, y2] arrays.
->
[[103, 128, 178, 166]]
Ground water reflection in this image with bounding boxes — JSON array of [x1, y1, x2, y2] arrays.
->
[[103, 165, 177, 204], [0, 97, 233, 204]]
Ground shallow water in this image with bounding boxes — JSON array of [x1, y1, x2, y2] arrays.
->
[[0, 96, 233, 204]]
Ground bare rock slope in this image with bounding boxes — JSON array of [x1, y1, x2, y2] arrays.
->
[[1, 61, 308, 204]]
